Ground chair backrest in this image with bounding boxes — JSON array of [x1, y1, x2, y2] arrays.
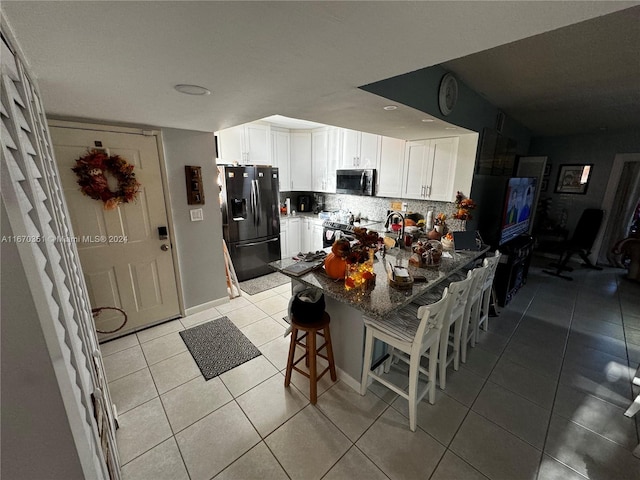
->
[[442, 274, 474, 327], [415, 287, 449, 346], [464, 266, 488, 318], [570, 208, 604, 250], [482, 250, 502, 289]]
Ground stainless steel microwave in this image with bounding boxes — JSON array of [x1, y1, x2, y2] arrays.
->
[[335, 169, 376, 196]]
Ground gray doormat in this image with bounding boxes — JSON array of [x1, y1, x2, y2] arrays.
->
[[179, 317, 261, 380], [239, 271, 290, 295]]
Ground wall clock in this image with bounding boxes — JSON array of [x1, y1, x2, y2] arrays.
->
[[438, 73, 458, 116]]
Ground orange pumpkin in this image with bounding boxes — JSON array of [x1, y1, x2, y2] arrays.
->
[[324, 252, 348, 279]]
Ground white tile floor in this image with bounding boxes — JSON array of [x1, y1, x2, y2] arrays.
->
[[102, 259, 640, 480]]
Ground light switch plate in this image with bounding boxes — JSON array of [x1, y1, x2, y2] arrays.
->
[[190, 208, 203, 222]]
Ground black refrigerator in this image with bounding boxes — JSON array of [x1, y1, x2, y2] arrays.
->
[[220, 166, 281, 281]]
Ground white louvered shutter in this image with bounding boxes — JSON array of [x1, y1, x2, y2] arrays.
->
[[1, 33, 120, 479]]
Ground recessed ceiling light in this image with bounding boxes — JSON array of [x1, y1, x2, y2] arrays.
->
[[383, 105, 398, 111], [421, 118, 434, 123], [174, 84, 211, 96], [445, 127, 457, 130]]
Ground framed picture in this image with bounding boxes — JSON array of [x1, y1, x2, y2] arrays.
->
[[543, 163, 551, 177], [540, 178, 548, 192], [555, 164, 593, 194]]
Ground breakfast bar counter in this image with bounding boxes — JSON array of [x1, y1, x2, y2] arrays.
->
[[269, 246, 490, 389]]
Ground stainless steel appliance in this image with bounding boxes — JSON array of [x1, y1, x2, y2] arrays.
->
[[297, 195, 311, 212], [336, 169, 376, 196], [322, 221, 357, 248], [220, 166, 281, 281]]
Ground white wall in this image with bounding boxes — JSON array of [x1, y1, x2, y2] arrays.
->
[[161, 128, 228, 309], [1, 200, 85, 479]]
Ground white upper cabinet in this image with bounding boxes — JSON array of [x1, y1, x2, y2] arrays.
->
[[312, 127, 341, 193], [312, 129, 328, 192], [290, 132, 312, 191], [245, 123, 271, 165], [271, 129, 290, 192], [428, 137, 459, 201], [402, 137, 458, 201], [376, 136, 406, 198], [217, 122, 271, 165], [341, 129, 380, 168], [217, 125, 244, 164]]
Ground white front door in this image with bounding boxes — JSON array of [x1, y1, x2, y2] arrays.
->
[[50, 126, 180, 339]]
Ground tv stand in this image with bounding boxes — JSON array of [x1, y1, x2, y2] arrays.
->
[[495, 235, 534, 307]]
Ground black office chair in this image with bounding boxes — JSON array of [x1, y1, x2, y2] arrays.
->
[[543, 208, 604, 280]]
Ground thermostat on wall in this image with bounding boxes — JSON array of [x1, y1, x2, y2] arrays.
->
[[190, 208, 204, 222]]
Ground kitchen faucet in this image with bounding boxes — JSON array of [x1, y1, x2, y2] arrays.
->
[[384, 211, 405, 248]]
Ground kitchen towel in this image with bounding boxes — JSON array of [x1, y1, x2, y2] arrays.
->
[[179, 317, 261, 380]]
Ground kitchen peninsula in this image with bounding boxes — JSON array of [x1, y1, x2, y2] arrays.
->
[[270, 245, 489, 390]]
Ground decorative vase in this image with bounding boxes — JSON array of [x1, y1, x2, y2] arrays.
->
[[428, 228, 442, 240]]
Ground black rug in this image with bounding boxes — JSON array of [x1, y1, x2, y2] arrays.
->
[[239, 271, 290, 295], [179, 317, 261, 380]]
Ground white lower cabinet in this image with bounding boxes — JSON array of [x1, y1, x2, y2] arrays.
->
[[311, 223, 324, 251], [283, 217, 323, 257], [280, 218, 289, 260], [301, 218, 324, 252], [280, 217, 301, 259]]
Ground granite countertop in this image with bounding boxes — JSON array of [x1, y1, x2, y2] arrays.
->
[[270, 245, 489, 319]]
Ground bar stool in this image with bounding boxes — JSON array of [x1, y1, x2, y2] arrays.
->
[[284, 312, 337, 404]]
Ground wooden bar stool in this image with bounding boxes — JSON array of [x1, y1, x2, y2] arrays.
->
[[284, 312, 337, 404]]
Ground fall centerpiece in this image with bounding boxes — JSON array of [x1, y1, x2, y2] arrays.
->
[[72, 150, 141, 210], [324, 228, 380, 290], [453, 191, 477, 221], [428, 213, 447, 239]]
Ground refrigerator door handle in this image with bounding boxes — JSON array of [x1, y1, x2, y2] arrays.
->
[[250, 180, 256, 226], [236, 237, 279, 248], [255, 179, 262, 227]]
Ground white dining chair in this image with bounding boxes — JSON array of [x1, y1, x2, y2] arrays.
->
[[475, 250, 502, 342], [624, 365, 640, 458], [360, 288, 449, 432], [438, 274, 474, 389], [460, 265, 489, 364]]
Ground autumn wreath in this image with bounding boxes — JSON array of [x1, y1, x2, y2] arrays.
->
[[72, 150, 141, 210]]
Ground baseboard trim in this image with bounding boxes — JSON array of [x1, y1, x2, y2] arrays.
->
[[184, 297, 229, 316], [336, 366, 362, 393]]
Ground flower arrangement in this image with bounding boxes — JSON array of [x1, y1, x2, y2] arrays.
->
[[72, 150, 141, 210], [453, 191, 477, 220], [331, 227, 379, 291], [434, 213, 447, 226]]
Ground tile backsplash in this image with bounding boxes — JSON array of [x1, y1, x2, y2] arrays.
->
[[280, 191, 467, 231]]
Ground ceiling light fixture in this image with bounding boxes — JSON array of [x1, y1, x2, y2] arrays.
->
[[421, 118, 434, 123], [445, 127, 457, 130], [383, 105, 398, 111], [174, 84, 211, 96]]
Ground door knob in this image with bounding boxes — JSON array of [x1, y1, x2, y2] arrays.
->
[[160, 244, 170, 251]]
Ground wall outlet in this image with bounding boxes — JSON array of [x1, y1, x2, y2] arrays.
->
[[401, 202, 408, 212]]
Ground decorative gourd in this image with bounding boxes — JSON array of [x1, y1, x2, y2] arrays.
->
[[324, 252, 348, 279]]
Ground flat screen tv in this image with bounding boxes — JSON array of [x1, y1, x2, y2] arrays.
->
[[499, 177, 537, 245]]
